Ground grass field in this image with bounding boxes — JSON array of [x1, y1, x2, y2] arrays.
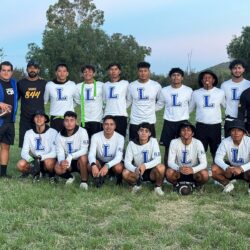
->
[[1, 109, 250, 249]]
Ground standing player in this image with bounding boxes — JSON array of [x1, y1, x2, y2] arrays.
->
[[212, 119, 250, 193], [74, 65, 103, 139], [0, 61, 18, 178], [122, 122, 165, 196], [127, 62, 162, 140], [103, 63, 129, 137], [44, 63, 76, 132], [221, 59, 250, 137], [55, 111, 89, 189], [166, 122, 208, 191], [17, 60, 47, 148], [16, 110, 57, 182], [88, 115, 124, 187], [189, 70, 225, 160], [238, 86, 250, 133], [157, 68, 193, 166]]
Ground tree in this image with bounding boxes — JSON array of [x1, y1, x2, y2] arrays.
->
[[227, 26, 250, 77], [26, 0, 151, 82]]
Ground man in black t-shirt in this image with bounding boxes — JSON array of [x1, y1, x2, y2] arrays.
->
[[17, 61, 47, 148], [0, 61, 18, 177]]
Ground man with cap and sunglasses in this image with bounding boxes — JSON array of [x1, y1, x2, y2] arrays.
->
[[16, 110, 58, 182], [166, 122, 209, 192], [17, 60, 47, 148], [212, 119, 250, 193], [189, 70, 225, 160]]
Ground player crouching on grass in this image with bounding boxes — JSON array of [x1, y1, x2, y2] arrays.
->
[[166, 122, 209, 194], [122, 122, 165, 196], [54, 111, 89, 190], [88, 115, 124, 188], [16, 110, 57, 182], [212, 119, 250, 193]]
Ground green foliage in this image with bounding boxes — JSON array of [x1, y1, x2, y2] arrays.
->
[[227, 26, 250, 78], [26, 0, 151, 82]]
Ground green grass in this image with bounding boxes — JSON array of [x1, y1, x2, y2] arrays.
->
[[1, 108, 250, 249]]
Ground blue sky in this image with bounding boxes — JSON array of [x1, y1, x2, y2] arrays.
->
[[0, 0, 250, 74]]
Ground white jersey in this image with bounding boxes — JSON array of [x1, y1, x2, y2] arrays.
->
[[215, 135, 250, 172], [220, 79, 250, 118], [88, 131, 124, 168], [44, 80, 77, 116], [74, 81, 103, 122], [56, 126, 89, 163], [189, 87, 225, 124], [168, 138, 207, 174], [21, 127, 58, 162], [127, 79, 162, 124], [124, 137, 161, 172], [157, 84, 193, 121], [103, 80, 129, 117]]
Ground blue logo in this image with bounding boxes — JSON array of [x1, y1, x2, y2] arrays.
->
[[56, 88, 67, 101], [35, 137, 45, 151], [103, 144, 112, 157], [67, 142, 73, 154], [108, 86, 118, 99], [171, 94, 181, 107], [181, 150, 192, 165], [231, 88, 240, 101], [85, 88, 94, 100], [203, 95, 214, 108], [142, 150, 149, 163], [231, 148, 244, 164], [137, 88, 149, 100]]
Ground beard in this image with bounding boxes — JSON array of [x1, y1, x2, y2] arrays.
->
[[28, 72, 38, 78]]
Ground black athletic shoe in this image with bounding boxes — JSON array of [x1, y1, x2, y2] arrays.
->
[[19, 172, 29, 179]]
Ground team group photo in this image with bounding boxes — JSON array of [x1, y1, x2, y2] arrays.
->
[[1, 0, 250, 249]]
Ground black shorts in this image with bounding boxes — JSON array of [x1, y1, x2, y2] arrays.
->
[[160, 119, 187, 147], [195, 122, 221, 158], [50, 116, 64, 132], [142, 169, 154, 182], [84, 121, 102, 139], [0, 122, 15, 145], [129, 123, 156, 141], [70, 160, 80, 173], [178, 173, 195, 182], [224, 118, 235, 138], [19, 119, 34, 148], [113, 116, 127, 137]]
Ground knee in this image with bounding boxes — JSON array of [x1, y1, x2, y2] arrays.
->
[[199, 170, 209, 182], [44, 159, 56, 172], [166, 168, 177, 182], [16, 159, 28, 172], [156, 164, 165, 175], [113, 163, 124, 174], [211, 164, 221, 177], [122, 169, 130, 180]]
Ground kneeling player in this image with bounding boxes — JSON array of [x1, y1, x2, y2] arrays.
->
[[17, 110, 57, 182], [123, 123, 165, 196], [166, 122, 208, 194], [55, 111, 89, 189], [88, 115, 124, 187], [212, 119, 250, 193]]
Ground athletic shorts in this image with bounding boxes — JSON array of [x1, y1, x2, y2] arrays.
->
[[160, 119, 187, 147], [224, 117, 235, 138], [19, 119, 34, 148], [195, 122, 221, 158], [0, 122, 15, 145], [129, 123, 156, 141], [70, 160, 80, 173], [113, 116, 127, 137], [50, 116, 64, 132], [141, 169, 153, 182], [84, 121, 102, 139], [178, 173, 195, 182]]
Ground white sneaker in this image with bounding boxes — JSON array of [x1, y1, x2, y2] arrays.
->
[[132, 185, 142, 194], [80, 182, 88, 190], [154, 186, 164, 196], [65, 176, 75, 185], [223, 182, 234, 193]]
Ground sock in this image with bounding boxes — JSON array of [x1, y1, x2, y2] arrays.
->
[[81, 180, 87, 183], [1, 165, 7, 176]]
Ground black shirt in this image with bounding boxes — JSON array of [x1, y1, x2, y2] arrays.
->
[[17, 78, 47, 121], [0, 79, 14, 123]]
